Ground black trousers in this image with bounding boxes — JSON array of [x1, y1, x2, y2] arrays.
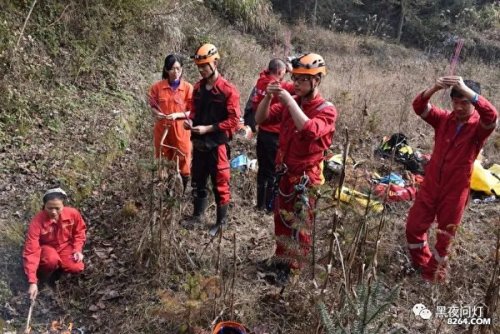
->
[[256, 130, 279, 209], [191, 144, 231, 206]]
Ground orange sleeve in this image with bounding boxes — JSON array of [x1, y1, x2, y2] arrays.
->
[[148, 83, 160, 111], [185, 82, 193, 111], [23, 214, 43, 284], [71, 209, 86, 253]]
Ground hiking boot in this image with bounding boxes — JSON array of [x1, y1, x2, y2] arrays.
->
[[47, 268, 63, 288], [265, 184, 275, 212], [256, 259, 291, 286], [402, 262, 421, 276], [421, 257, 447, 283], [181, 196, 208, 229], [275, 265, 291, 286], [256, 184, 266, 211], [181, 175, 190, 194], [209, 204, 228, 236]]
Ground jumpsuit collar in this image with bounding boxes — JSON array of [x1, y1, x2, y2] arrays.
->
[[41, 207, 70, 229], [450, 109, 479, 126], [169, 79, 181, 90], [160, 79, 186, 92], [298, 93, 324, 110], [200, 74, 223, 91]]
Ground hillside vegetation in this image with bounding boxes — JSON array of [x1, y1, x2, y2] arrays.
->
[[0, 0, 499, 333], [271, 0, 500, 62]]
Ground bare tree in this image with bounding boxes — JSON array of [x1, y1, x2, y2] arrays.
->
[[396, 0, 406, 43]]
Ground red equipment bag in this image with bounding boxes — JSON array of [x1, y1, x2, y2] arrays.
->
[[374, 183, 416, 202]]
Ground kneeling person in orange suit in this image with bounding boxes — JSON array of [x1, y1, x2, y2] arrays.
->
[[23, 188, 86, 300]]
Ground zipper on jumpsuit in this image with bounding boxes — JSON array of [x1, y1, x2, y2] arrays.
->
[[437, 121, 464, 187]]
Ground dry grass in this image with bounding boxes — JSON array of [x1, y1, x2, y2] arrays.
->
[[1, 1, 499, 334]]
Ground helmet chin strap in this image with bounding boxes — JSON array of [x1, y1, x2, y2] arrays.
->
[[207, 62, 216, 80], [305, 76, 321, 99]]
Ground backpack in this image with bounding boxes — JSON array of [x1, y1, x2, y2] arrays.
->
[[375, 133, 428, 175], [243, 87, 257, 132]]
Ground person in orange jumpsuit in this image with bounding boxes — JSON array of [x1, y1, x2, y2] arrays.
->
[[406, 76, 498, 282], [251, 58, 294, 212], [255, 54, 337, 284], [23, 188, 86, 300], [183, 44, 241, 235], [149, 54, 193, 190]]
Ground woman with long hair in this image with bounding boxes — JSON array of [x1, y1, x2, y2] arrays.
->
[[149, 54, 193, 189]]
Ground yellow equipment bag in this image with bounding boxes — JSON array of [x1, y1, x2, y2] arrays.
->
[[334, 186, 384, 214], [470, 161, 500, 196], [488, 164, 500, 196]]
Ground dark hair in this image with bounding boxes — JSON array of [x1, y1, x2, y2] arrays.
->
[[162, 54, 183, 80], [450, 79, 481, 98], [43, 192, 67, 204], [267, 58, 286, 75]]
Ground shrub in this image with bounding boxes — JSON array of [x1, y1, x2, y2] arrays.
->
[[204, 0, 276, 34]]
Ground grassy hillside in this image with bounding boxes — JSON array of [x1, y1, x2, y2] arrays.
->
[[0, 0, 499, 333], [271, 0, 500, 63]]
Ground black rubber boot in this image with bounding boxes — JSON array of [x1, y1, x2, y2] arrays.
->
[[216, 204, 228, 225], [181, 175, 189, 194], [193, 196, 208, 217], [256, 258, 290, 286], [181, 196, 207, 229], [265, 183, 275, 213], [256, 184, 266, 211], [47, 268, 63, 288], [209, 204, 228, 236]]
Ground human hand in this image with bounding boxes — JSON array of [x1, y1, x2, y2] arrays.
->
[[73, 251, 84, 262], [266, 82, 282, 95], [153, 110, 166, 120], [28, 283, 38, 300], [191, 125, 212, 135], [183, 119, 193, 130], [441, 76, 465, 89], [434, 77, 449, 90], [269, 84, 292, 104], [435, 76, 465, 89], [165, 112, 183, 120]]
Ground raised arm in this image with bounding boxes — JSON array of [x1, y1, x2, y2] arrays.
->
[[413, 77, 447, 118], [255, 92, 272, 125]]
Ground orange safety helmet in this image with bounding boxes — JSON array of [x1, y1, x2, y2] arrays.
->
[[192, 43, 220, 65], [291, 53, 326, 76], [212, 321, 248, 334]]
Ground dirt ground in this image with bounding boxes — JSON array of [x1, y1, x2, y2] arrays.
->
[[1, 118, 499, 333]]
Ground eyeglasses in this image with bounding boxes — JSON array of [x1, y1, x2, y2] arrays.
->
[[291, 75, 313, 83]]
